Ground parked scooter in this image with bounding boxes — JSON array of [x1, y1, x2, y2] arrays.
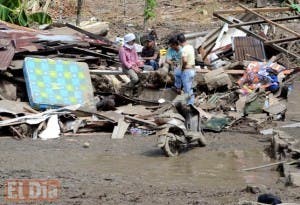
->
[[156, 98, 206, 157]]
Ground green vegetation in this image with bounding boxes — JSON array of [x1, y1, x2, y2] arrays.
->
[[0, 0, 52, 26], [144, 0, 157, 27]]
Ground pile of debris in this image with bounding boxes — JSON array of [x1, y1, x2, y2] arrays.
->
[[0, 4, 298, 144]]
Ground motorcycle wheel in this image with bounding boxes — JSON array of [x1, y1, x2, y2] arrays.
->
[[163, 137, 179, 157]]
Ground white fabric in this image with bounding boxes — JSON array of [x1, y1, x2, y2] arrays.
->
[[124, 33, 135, 43], [124, 43, 134, 50], [39, 115, 61, 140]]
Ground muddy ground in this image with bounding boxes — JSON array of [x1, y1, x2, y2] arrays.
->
[[0, 130, 299, 204]]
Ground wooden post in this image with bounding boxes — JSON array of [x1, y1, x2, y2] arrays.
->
[[228, 15, 300, 28], [76, 0, 83, 26], [143, 0, 147, 31], [213, 12, 300, 59], [238, 4, 300, 38], [265, 37, 300, 44], [214, 7, 292, 14], [123, 0, 126, 34]]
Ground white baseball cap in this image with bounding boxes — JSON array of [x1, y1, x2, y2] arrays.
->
[[124, 33, 136, 43]]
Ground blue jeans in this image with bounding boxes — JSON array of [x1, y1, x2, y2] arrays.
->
[[174, 67, 182, 89], [181, 69, 195, 105], [145, 60, 158, 70]]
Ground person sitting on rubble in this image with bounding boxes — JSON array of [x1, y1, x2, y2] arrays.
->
[[166, 36, 182, 94], [119, 33, 144, 89], [177, 33, 196, 105], [141, 35, 159, 70], [148, 28, 158, 42]]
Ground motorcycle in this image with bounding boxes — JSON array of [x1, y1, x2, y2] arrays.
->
[[156, 98, 206, 157]]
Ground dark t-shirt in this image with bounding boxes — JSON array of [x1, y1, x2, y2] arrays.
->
[[141, 46, 159, 60]]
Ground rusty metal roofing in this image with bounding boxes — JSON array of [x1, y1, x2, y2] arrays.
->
[[233, 36, 266, 61], [0, 42, 15, 70], [0, 21, 110, 70]]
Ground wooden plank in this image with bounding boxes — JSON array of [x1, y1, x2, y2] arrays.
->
[[239, 4, 300, 38], [65, 23, 112, 45], [213, 13, 300, 59], [229, 15, 300, 28], [203, 43, 216, 60], [124, 115, 157, 128], [197, 69, 245, 74], [202, 28, 221, 49], [90, 69, 155, 75], [214, 7, 292, 15], [265, 37, 300, 44], [111, 118, 129, 139], [72, 47, 119, 62], [90, 68, 244, 75]]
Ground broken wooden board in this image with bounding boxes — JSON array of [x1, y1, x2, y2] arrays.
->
[[264, 102, 287, 115], [0, 100, 36, 115], [198, 69, 245, 74], [111, 118, 129, 139], [99, 111, 124, 122], [214, 7, 292, 15], [116, 104, 152, 116], [236, 95, 247, 114], [204, 68, 233, 90], [124, 115, 157, 128], [247, 113, 268, 124], [227, 111, 243, 120]]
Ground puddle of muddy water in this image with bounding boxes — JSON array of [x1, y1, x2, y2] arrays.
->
[[79, 147, 279, 189]]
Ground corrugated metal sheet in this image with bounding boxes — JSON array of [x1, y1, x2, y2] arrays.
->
[[0, 21, 110, 70], [233, 36, 266, 61]]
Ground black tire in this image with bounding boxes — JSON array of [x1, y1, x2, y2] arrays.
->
[[163, 137, 179, 157]]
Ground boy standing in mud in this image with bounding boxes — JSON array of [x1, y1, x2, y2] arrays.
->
[[177, 33, 196, 105], [166, 36, 182, 94]]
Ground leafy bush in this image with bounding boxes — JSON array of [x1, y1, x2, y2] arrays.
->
[[0, 0, 52, 26], [144, 0, 157, 21]]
